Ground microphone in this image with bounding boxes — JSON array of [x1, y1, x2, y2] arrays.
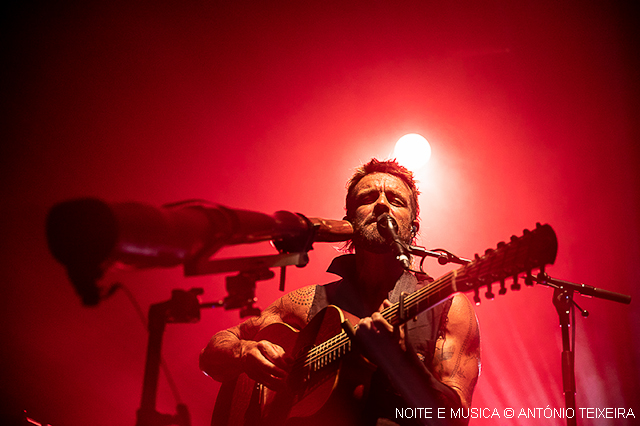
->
[[46, 198, 353, 305], [376, 213, 410, 269]]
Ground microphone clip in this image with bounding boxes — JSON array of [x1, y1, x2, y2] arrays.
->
[[376, 213, 411, 269]]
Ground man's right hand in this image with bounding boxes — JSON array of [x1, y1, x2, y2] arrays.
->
[[240, 340, 291, 391]]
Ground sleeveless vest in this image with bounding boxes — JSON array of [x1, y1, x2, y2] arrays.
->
[[308, 255, 453, 425], [309, 254, 451, 367]]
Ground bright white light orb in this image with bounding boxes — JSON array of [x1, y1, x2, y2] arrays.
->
[[393, 133, 431, 172]]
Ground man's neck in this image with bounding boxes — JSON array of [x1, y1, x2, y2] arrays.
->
[[354, 249, 406, 311]]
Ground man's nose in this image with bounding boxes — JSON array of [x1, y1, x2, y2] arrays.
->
[[373, 195, 390, 216]]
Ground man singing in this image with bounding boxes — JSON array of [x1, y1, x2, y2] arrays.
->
[[200, 159, 481, 425]]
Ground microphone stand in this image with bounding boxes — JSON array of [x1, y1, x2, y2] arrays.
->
[[137, 288, 203, 426], [532, 272, 631, 426], [408, 245, 471, 266], [408, 244, 633, 426], [134, 249, 314, 426]]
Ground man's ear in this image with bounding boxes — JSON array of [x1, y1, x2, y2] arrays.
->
[[411, 220, 420, 235]]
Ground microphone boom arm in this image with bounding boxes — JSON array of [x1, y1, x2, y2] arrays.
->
[[46, 198, 354, 306]]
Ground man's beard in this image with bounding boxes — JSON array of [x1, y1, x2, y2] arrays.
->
[[352, 217, 411, 254]]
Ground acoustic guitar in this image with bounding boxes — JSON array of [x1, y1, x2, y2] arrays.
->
[[212, 224, 558, 426]]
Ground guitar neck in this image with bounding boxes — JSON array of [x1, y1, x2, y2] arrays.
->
[[302, 273, 455, 374], [382, 272, 456, 327]]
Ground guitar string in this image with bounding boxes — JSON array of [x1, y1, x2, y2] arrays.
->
[[295, 237, 539, 371], [299, 260, 513, 370], [297, 269, 458, 370], [296, 273, 453, 371], [298, 248, 524, 370]]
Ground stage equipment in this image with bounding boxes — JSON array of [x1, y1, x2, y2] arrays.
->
[[531, 272, 630, 426], [46, 198, 353, 307], [137, 288, 200, 426], [45, 198, 354, 426]]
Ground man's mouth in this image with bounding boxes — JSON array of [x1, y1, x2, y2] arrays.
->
[[364, 218, 379, 228], [370, 213, 390, 224]]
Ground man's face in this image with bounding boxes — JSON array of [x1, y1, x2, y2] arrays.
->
[[348, 172, 418, 253]]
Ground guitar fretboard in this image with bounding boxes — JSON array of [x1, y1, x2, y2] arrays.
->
[[296, 272, 456, 376]]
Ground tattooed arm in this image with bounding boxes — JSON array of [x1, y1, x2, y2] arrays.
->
[[199, 285, 316, 390], [432, 293, 481, 410]]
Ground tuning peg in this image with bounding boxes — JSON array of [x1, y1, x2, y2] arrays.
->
[[473, 289, 481, 305], [485, 284, 495, 300], [522, 228, 531, 235], [525, 270, 534, 286], [496, 241, 506, 249], [484, 248, 494, 256], [510, 235, 518, 243], [498, 277, 507, 295], [511, 274, 521, 291]]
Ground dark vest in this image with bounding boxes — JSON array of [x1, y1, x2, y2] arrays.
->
[[308, 255, 453, 425]]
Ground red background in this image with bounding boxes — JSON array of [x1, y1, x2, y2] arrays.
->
[[2, 1, 639, 425]]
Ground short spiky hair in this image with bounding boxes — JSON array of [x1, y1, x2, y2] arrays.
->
[[345, 158, 420, 221]]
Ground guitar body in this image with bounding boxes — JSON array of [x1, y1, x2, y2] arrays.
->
[[212, 305, 373, 426]]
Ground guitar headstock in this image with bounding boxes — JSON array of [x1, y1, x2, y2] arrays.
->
[[455, 223, 558, 304]]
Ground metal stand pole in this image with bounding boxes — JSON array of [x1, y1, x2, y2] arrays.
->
[[553, 288, 577, 426], [136, 289, 202, 426]]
